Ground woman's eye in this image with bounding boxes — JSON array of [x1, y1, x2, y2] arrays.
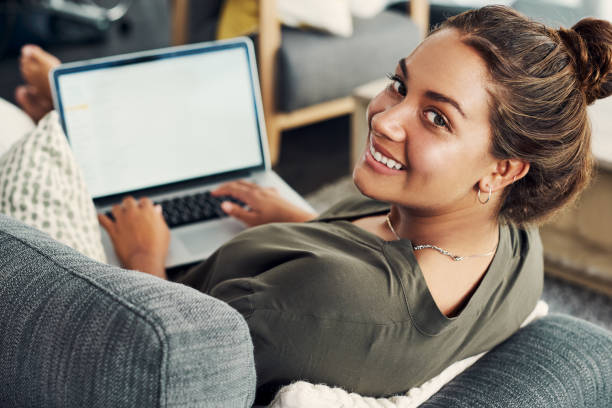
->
[[425, 110, 449, 129], [391, 80, 406, 96], [386, 73, 406, 96]]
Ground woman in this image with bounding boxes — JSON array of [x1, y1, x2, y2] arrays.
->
[[15, 5, 612, 403]]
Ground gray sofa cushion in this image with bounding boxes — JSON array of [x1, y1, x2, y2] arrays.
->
[[0, 214, 255, 407], [277, 10, 422, 111], [421, 314, 612, 407], [189, 0, 224, 42]]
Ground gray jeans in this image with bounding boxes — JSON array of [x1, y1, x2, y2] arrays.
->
[[422, 314, 612, 407]]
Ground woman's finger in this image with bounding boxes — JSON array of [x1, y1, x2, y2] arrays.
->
[[212, 184, 255, 204], [139, 197, 153, 208], [111, 204, 123, 219], [98, 213, 116, 235], [235, 180, 258, 189], [123, 196, 137, 208], [221, 201, 258, 225], [213, 182, 251, 195], [212, 180, 244, 192], [217, 179, 256, 189]]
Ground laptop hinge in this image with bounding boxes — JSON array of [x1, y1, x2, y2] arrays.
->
[[93, 168, 254, 208]]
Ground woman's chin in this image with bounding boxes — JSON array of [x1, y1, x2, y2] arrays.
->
[[353, 159, 412, 205], [352, 163, 380, 200]]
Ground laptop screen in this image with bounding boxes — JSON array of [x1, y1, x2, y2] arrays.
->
[[52, 40, 266, 200]]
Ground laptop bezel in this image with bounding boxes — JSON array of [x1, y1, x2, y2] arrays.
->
[[49, 37, 271, 206]]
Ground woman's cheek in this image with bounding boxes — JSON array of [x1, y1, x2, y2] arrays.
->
[[407, 138, 449, 174]]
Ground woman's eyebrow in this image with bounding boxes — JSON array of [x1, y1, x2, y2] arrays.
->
[[398, 58, 467, 119], [424, 91, 467, 118], [399, 58, 409, 78]]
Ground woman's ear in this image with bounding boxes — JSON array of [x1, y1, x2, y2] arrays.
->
[[478, 159, 529, 193]]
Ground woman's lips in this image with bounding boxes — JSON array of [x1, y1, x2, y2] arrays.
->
[[365, 148, 405, 174], [370, 137, 407, 169]]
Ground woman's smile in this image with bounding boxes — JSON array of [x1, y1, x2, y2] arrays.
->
[[365, 136, 406, 174]]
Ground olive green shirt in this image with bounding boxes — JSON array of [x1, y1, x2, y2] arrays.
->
[[179, 196, 543, 399]]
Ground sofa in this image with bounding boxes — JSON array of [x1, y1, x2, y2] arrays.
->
[[1, 212, 611, 407], [0, 214, 256, 407]]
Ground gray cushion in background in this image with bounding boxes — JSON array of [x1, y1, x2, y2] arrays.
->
[[276, 10, 422, 112], [513, 0, 602, 28], [189, 0, 224, 42], [0, 214, 256, 407]]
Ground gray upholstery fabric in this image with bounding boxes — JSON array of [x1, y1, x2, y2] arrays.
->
[[277, 10, 421, 111], [513, 0, 602, 28], [189, 0, 224, 42], [421, 314, 612, 407], [0, 214, 256, 407]]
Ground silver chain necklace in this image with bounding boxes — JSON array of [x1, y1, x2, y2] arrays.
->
[[385, 213, 496, 262]]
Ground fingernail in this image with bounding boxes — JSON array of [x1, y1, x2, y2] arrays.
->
[[155, 204, 162, 213], [221, 202, 232, 212]]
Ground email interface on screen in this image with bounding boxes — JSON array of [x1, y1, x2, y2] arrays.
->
[[58, 46, 263, 199]]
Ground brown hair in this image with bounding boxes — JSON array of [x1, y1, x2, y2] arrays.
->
[[435, 6, 612, 225]]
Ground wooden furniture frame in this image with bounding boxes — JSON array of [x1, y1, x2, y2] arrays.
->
[[171, 0, 430, 164], [171, 0, 190, 47], [258, 0, 429, 164]]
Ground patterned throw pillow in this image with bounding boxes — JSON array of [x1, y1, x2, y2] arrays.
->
[[0, 111, 107, 263]]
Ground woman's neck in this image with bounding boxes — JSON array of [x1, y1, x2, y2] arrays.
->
[[388, 204, 499, 255]]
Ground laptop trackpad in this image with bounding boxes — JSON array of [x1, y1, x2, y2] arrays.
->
[[167, 218, 246, 266]]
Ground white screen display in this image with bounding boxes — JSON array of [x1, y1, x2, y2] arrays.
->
[[58, 46, 263, 198]]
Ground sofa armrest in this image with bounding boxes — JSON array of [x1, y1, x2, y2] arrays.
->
[[0, 214, 255, 407], [421, 314, 612, 407]]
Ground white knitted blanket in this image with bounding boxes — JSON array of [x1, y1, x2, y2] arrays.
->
[[269, 300, 549, 408]]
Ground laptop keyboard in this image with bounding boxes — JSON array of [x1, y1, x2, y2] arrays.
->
[[105, 191, 245, 228]]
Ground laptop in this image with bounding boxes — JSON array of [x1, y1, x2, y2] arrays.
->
[[49, 37, 314, 268]]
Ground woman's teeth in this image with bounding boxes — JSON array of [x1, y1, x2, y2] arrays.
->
[[370, 144, 403, 170]]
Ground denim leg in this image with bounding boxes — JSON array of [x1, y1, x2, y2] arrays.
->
[[421, 314, 612, 408]]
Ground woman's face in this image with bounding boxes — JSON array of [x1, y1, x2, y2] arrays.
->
[[353, 28, 498, 215]]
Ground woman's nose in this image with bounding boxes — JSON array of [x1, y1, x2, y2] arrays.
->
[[370, 103, 410, 143]]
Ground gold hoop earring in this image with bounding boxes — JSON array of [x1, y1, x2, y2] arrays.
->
[[478, 186, 492, 205]]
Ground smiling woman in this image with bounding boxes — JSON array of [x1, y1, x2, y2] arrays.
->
[[354, 28, 503, 217], [70, 4, 611, 405]]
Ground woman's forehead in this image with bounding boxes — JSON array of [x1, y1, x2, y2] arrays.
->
[[399, 29, 492, 121]]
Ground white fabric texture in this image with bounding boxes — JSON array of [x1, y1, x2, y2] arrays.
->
[[269, 300, 550, 408], [276, 0, 404, 37], [0, 111, 106, 262], [349, 0, 389, 18], [278, 0, 353, 37], [0, 98, 35, 155]]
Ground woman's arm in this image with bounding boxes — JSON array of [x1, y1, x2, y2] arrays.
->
[[97, 180, 317, 278], [212, 180, 318, 226]]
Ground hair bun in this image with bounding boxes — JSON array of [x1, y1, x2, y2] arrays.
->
[[558, 18, 612, 104]]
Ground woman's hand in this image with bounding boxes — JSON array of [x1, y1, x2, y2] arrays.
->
[[98, 196, 170, 279], [212, 180, 317, 227]]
